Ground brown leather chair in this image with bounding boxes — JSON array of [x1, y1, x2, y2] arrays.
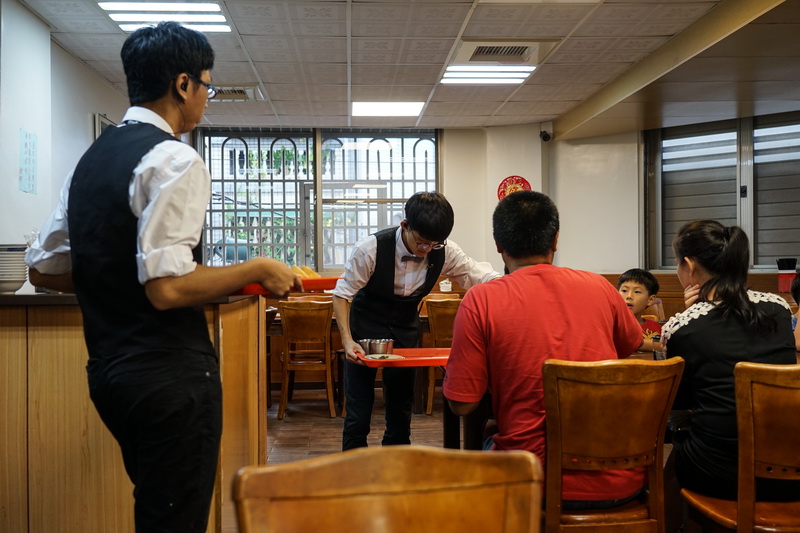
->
[[276, 300, 337, 419], [681, 362, 800, 532], [233, 445, 544, 533], [542, 357, 684, 533], [424, 298, 461, 414]]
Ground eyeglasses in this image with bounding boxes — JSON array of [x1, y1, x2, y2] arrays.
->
[[188, 74, 218, 99], [408, 228, 446, 251]]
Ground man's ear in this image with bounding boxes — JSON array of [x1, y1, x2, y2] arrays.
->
[[551, 231, 559, 253]]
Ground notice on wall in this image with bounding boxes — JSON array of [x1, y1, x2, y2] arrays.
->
[[19, 128, 38, 194]]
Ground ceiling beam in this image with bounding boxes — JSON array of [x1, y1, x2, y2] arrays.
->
[[553, 0, 785, 141]]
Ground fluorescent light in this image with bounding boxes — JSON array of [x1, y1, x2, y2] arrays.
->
[[119, 23, 231, 32], [99, 2, 230, 33], [110, 13, 226, 22], [99, 2, 221, 11], [352, 102, 424, 117], [447, 65, 535, 72], [441, 78, 526, 85], [440, 64, 535, 85]]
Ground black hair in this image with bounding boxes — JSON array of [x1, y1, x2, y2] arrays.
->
[[492, 190, 559, 258], [791, 273, 800, 306], [673, 219, 774, 332], [617, 268, 659, 296], [121, 21, 215, 106], [404, 192, 454, 243]]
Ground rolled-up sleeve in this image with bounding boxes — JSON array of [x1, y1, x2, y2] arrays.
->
[[25, 174, 73, 275], [132, 142, 211, 284], [441, 239, 501, 289]]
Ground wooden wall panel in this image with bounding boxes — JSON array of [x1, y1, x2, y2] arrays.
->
[[0, 307, 28, 533]]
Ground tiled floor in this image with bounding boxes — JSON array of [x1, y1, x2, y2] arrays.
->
[[266, 384, 446, 465]]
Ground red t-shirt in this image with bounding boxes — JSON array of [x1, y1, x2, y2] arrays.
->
[[641, 318, 662, 340], [444, 264, 644, 501]]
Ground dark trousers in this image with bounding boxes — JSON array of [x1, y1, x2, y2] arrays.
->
[[88, 348, 222, 533], [342, 360, 415, 450]]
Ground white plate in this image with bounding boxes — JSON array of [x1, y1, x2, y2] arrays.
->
[[364, 354, 405, 360]]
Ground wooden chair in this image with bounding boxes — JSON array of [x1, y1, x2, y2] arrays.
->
[[542, 357, 685, 533], [276, 300, 337, 419], [233, 445, 544, 533], [681, 362, 800, 532], [424, 298, 462, 414], [264, 306, 278, 408], [642, 297, 665, 322]]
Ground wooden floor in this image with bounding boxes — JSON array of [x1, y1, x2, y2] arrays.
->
[[266, 384, 446, 465]]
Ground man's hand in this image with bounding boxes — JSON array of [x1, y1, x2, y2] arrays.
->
[[343, 338, 366, 365]]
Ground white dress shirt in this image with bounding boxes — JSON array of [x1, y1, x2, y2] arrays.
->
[[25, 107, 211, 285], [332, 227, 500, 300]]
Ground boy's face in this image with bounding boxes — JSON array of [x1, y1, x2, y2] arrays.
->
[[618, 281, 656, 319]]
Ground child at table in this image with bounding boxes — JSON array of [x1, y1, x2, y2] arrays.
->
[[617, 268, 662, 352]]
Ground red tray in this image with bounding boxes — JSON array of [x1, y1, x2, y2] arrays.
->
[[234, 277, 342, 295], [358, 348, 450, 368]]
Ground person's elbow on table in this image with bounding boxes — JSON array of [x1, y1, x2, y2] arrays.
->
[[446, 398, 480, 416]]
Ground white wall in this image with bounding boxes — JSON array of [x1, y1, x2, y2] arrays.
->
[[50, 44, 128, 199], [0, 0, 51, 244], [549, 131, 641, 272]]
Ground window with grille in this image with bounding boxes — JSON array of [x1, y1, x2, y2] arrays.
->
[[646, 111, 800, 269], [198, 128, 437, 274]]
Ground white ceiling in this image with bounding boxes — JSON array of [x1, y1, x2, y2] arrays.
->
[[18, 0, 800, 139]]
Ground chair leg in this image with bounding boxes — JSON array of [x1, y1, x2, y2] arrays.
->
[[288, 371, 295, 401], [278, 368, 291, 419], [266, 353, 272, 408], [426, 367, 436, 415], [325, 363, 336, 418]]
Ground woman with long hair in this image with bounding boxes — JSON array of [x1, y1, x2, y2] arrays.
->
[[662, 220, 798, 530]]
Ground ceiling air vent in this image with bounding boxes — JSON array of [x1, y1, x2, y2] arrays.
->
[[212, 85, 262, 102], [470, 45, 530, 62], [452, 40, 558, 66]]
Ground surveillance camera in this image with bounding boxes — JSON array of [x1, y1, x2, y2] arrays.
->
[[539, 131, 551, 142]]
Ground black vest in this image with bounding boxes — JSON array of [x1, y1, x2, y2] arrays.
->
[[68, 122, 214, 360], [350, 227, 444, 348]]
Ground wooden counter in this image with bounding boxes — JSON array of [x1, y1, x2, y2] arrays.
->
[[0, 293, 266, 533]]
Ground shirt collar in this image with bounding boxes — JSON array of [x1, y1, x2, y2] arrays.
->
[[120, 106, 175, 136]]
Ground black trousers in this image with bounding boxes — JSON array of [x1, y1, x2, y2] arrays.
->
[[88, 348, 222, 533], [342, 360, 415, 450]]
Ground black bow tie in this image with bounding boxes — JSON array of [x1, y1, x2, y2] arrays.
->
[[402, 255, 424, 263]]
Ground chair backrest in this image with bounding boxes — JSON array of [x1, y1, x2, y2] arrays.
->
[[734, 362, 800, 530], [287, 294, 334, 302], [426, 298, 462, 348], [542, 357, 684, 532], [277, 300, 333, 361], [418, 292, 460, 315], [642, 298, 665, 322], [233, 445, 544, 533]]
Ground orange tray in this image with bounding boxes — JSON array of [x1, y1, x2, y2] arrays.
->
[[358, 348, 450, 368], [234, 277, 342, 295]]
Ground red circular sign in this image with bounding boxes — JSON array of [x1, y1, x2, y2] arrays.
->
[[497, 175, 531, 200]]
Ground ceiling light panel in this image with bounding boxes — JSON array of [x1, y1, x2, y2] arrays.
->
[[98, 2, 230, 32]]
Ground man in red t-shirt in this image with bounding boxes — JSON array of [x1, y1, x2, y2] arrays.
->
[[443, 190, 644, 507]]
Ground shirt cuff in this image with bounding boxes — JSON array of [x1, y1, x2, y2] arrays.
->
[[137, 244, 197, 284]]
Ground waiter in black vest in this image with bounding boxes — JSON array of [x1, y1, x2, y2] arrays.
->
[[333, 192, 500, 451], [26, 22, 301, 532]]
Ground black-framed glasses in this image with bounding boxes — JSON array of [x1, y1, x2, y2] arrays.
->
[[409, 228, 446, 251], [188, 74, 218, 99]]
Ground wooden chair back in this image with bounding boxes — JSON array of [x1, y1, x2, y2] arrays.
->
[[287, 294, 334, 302], [276, 300, 336, 418], [426, 298, 462, 348], [418, 291, 460, 316], [233, 445, 544, 533], [682, 362, 800, 531], [642, 298, 665, 322], [542, 357, 685, 533]]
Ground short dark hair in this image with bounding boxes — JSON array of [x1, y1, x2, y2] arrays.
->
[[121, 21, 215, 106], [404, 192, 454, 243], [791, 273, 800, 305], [492, 190, 559, 258], [617, 268, 659, 296]]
